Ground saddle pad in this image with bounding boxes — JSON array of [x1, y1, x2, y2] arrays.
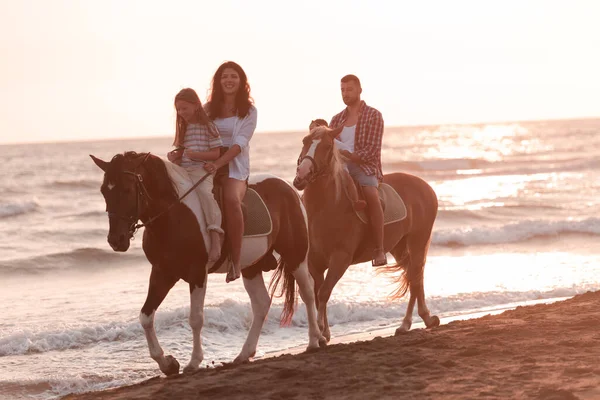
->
[[356, 183, 407, 225], [243, 188, 272, 237]]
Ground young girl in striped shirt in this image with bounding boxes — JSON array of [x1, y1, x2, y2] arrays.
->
[[168, 88, 224, 262]]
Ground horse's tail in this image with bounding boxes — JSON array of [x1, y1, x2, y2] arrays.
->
[[384, 176, 438, 300], [379, 235, 411, 299], [268, 257, 297, 327]]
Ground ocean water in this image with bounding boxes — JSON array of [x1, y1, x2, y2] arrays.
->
[[1, 118, 599, 399]]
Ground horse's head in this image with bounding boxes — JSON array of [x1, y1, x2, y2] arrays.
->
[[293, 125, 343, 191], [90, 152, 155, 252]]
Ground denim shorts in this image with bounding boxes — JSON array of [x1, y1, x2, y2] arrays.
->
[[347, 162, 378, 187]]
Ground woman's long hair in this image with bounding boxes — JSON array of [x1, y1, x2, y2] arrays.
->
[[206, 61, 254, 120], [173, 88, 217, 147]]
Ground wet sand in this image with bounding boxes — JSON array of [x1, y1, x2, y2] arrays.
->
[[64, 291, 600, 400]]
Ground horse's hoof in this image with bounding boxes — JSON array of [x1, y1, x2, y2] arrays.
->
[[162, 355, 180, 376], [395, 327, 410, 336], [306, 345, 321, 353], [319, 336, 329, 348], [426, 316, 440, 329], [233, 351, 254, 364], [183, 364, 200, 374]]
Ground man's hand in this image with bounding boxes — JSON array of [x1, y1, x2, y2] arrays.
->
[[340, 150, 360, 164], [310, 126, 329, 138]]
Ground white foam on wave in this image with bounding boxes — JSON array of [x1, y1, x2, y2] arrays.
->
[[0, 200, 39, 219], [432, 217, 600, 247], [3, 280, 599, 359]]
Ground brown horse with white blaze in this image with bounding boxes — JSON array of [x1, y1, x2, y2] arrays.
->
[[293, 128, 440, 341], [91, 151, 324, 376]]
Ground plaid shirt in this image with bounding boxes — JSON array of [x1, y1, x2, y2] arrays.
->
[[330, 101, 384, 181]]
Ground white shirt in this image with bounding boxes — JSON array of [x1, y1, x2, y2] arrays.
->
[[214, 116, 236, 147], [213, 106, 258, 181], [335, 125, 356, 153]]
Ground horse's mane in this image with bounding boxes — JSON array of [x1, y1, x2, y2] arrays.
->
[[109, 152, 178, 202], [322, 139, 345, 205]]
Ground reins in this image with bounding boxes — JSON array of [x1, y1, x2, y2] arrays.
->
[[112, 153, 212, 238]]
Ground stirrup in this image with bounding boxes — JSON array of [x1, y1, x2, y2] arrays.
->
[[372, 248, 387, 267]]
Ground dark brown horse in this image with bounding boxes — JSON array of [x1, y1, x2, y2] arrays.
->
[[293, 129, 440, 341], [91, 151, 324, 376]]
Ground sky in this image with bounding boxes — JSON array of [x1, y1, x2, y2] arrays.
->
[[0, 0, 598, 144]]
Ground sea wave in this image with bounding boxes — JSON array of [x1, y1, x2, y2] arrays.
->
[[384, 155, 600, 180], [0, 200, 39, 219], [45, 179, 99, 190], [0, 248, 146, 275], [432, 217, 600, 247], [3, 283, 599, 358]]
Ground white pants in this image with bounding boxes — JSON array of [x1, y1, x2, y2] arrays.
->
[[185, 166, 224, 234]]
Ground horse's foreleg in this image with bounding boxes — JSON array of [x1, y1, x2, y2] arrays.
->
[[293, 259, 327, 349], [184, 282, 207, 373], [234, 273, 271, 363], [308, 254, 325, 332], [140, 267, 179, 376], [317, 251, 351, 342]]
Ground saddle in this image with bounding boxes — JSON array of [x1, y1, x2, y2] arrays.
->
[[212, 179, 272, 238], [346, 178, 407, 226]]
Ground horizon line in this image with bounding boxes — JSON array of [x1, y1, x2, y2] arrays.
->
[[1, 115, 598, 147]]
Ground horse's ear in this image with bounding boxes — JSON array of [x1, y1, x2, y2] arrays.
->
[[327, 125, 344, 139], [90, 154, 109, 172]]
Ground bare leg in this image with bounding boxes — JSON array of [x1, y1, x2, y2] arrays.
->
[[224, 178, 246, 283], [139, 267, 179, 376], [234, 272, 271, 363], [184, 282, 207, 373], [363, 186, 386, 266], [293, 259, 327, 349], [343, 171, 366, 211]]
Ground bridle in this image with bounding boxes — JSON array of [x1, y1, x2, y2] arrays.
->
[[296, 138, 334, 184], [107, 153, 210, 239], [106, 153, 153, 239]]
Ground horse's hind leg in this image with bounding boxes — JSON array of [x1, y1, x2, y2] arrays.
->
[[407, 235, 439, 330], [140, 267, 179, 376], [234, 272, 271, 364], [397, 292, 417, 334], [184, 280, 207, 373], [293, 258, 327, 349], [388, 238, 417, 333]]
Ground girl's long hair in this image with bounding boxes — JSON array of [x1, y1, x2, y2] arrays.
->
[[173, 88, 218, 147], [206, 61, 254, 120]]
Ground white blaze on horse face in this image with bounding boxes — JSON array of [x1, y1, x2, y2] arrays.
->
[[107, 181, 115, 191], [297, 139, 321, 181]]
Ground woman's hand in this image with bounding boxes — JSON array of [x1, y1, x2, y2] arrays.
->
[[167, 148, 183, 163], [204, 162, 217, 173], [184, 149, 200, 161]]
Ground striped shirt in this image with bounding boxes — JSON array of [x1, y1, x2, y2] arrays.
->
[[180, 123, 223, 168], [330, 101, 384, 181]]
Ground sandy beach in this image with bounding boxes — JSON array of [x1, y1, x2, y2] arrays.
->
[[63, 291, 600, 400]]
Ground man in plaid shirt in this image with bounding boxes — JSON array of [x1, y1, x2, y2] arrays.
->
[[311, 74, 387, 266]]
